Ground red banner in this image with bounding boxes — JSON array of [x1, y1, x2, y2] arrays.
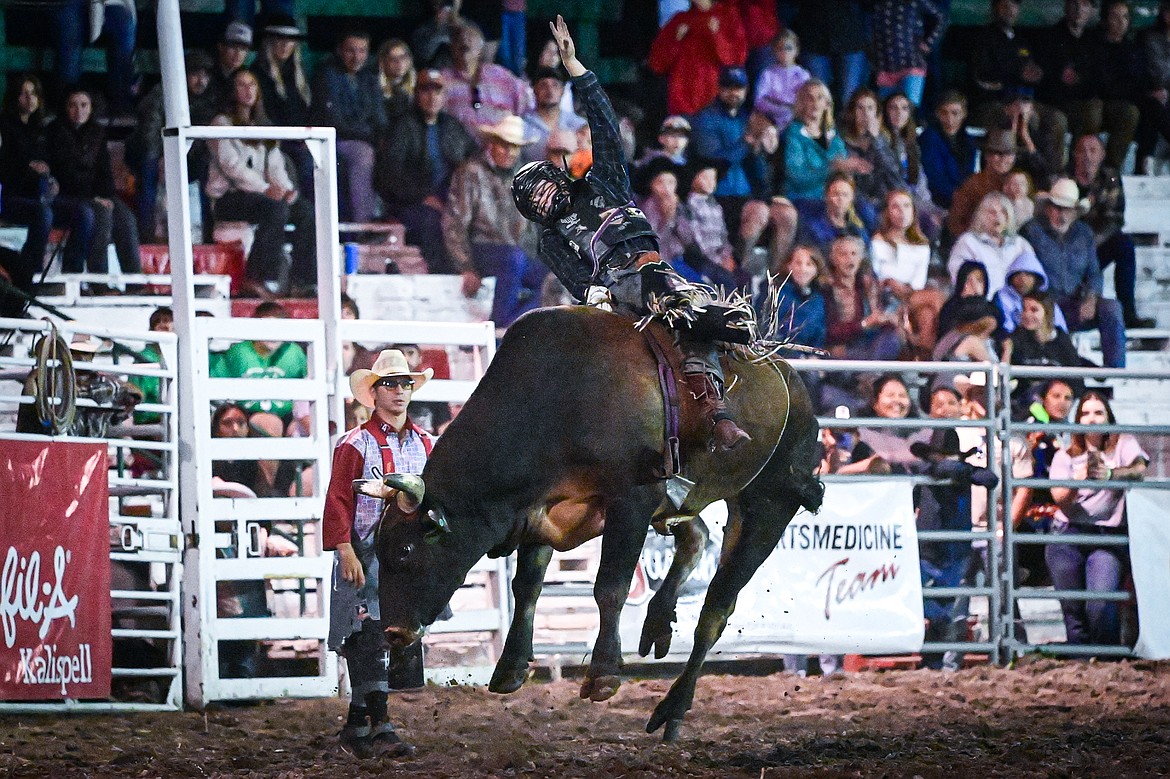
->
[[1, 440, 111, 700]]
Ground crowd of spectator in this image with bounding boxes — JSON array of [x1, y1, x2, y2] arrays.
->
[[2, 0, 1164, 666]]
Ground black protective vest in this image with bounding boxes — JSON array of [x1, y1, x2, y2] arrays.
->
[[550, 180, 659, 279]]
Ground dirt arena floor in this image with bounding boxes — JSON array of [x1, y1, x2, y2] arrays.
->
[[3, 657, 1170, 778]]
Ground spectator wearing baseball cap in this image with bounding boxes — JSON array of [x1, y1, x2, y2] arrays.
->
[[519, 66, 585, 165], [633, 115, 691, 170], [207, 21, 254, 110], [375, 67, 477, 274], [649, 0, 748, 116], [691, 61, 776, 272]]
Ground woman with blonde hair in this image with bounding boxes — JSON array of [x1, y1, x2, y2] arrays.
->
[[378, 38, 416, 120], [251, 15, 313, 196], [783, 79, 847, 202], [207, 69, 317, 296], [947, 190, 1038, 297]]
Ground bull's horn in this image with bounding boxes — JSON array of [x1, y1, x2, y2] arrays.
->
[[353, 478, 390, 499], [383, 473, 425, 511]]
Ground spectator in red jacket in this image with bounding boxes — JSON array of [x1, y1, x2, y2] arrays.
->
[[728, 0, 780, 82], [649, 0, 747, 116]]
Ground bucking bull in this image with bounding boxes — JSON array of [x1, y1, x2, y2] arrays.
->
[[364, 306, 822, 742]]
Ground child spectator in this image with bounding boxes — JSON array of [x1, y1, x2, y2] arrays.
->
[[636, 157, 686, 265], [676, 158, 736, 276], [912, 428, 996, 670], [918, 90, 977, 210], [635, 115, 692, 169], [752, 30, 810, 132], [1002, 169, 1035, 227], [938, 260, 990, 338], [933, 296, 1002, 364], [995, 254, 1069, 336], [757, 244, 828, 351]]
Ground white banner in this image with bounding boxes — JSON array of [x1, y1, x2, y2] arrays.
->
[[620, 480, 924, 657], [1128, 489, 1170, 660]]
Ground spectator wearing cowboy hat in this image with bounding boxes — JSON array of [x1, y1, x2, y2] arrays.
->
[[375, 68, 477, 274], [324, 348, 436, 758], [947, 129, 1022, 239], [442, 114, 546, 330], [1021, 177, 1127, 368], [310, 28, 387, 223]]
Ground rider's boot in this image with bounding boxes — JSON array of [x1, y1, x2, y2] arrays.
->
[[683, 372, 751, 452]]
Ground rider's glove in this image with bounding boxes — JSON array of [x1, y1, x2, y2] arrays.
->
[[585, 285, 613, 311]]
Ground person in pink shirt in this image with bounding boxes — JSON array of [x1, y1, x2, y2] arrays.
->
[[753, 29, 810, 132], [442, 19, 533, 138], [649, 0, 747, 116]]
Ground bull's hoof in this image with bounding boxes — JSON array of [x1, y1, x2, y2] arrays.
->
[[578, 674, 621, 702], [488, 664, 529, 694], [638, 616, 674, 659], [646, 689, 689, 739]]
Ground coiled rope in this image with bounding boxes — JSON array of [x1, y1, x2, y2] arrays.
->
[[32, 322, 77, 434]]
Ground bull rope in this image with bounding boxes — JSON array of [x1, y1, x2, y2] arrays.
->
[[635, 273, 828, 362]]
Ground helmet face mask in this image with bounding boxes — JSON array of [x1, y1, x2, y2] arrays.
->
[[513, 161, 573, 224]]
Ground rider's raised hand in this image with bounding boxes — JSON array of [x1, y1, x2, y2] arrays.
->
[[550, 15, 586, 77]]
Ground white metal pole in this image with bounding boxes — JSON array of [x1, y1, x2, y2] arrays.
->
[[156, 0, 206, 708], [156, 0, 190, 129]]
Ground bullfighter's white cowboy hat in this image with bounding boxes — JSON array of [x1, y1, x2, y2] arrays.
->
[[350, 349, 433, 409]]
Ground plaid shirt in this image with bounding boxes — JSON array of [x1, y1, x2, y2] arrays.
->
[[322, 419, 434, 547], [1076, 167, 1125, 245]]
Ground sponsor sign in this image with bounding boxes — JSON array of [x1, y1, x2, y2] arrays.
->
[[1, 441, 111, 700], [1128, 490, 1170, 660], [621, 481, 924, 656]]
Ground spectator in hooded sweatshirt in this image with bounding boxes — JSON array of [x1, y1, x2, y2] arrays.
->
[[995, 250, 1069, 335]]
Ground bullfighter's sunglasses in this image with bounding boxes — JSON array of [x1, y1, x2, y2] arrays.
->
[[375, 378, 415, 390]]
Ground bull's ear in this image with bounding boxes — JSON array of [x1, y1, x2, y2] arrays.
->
[[422, 508, 450, 544]]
